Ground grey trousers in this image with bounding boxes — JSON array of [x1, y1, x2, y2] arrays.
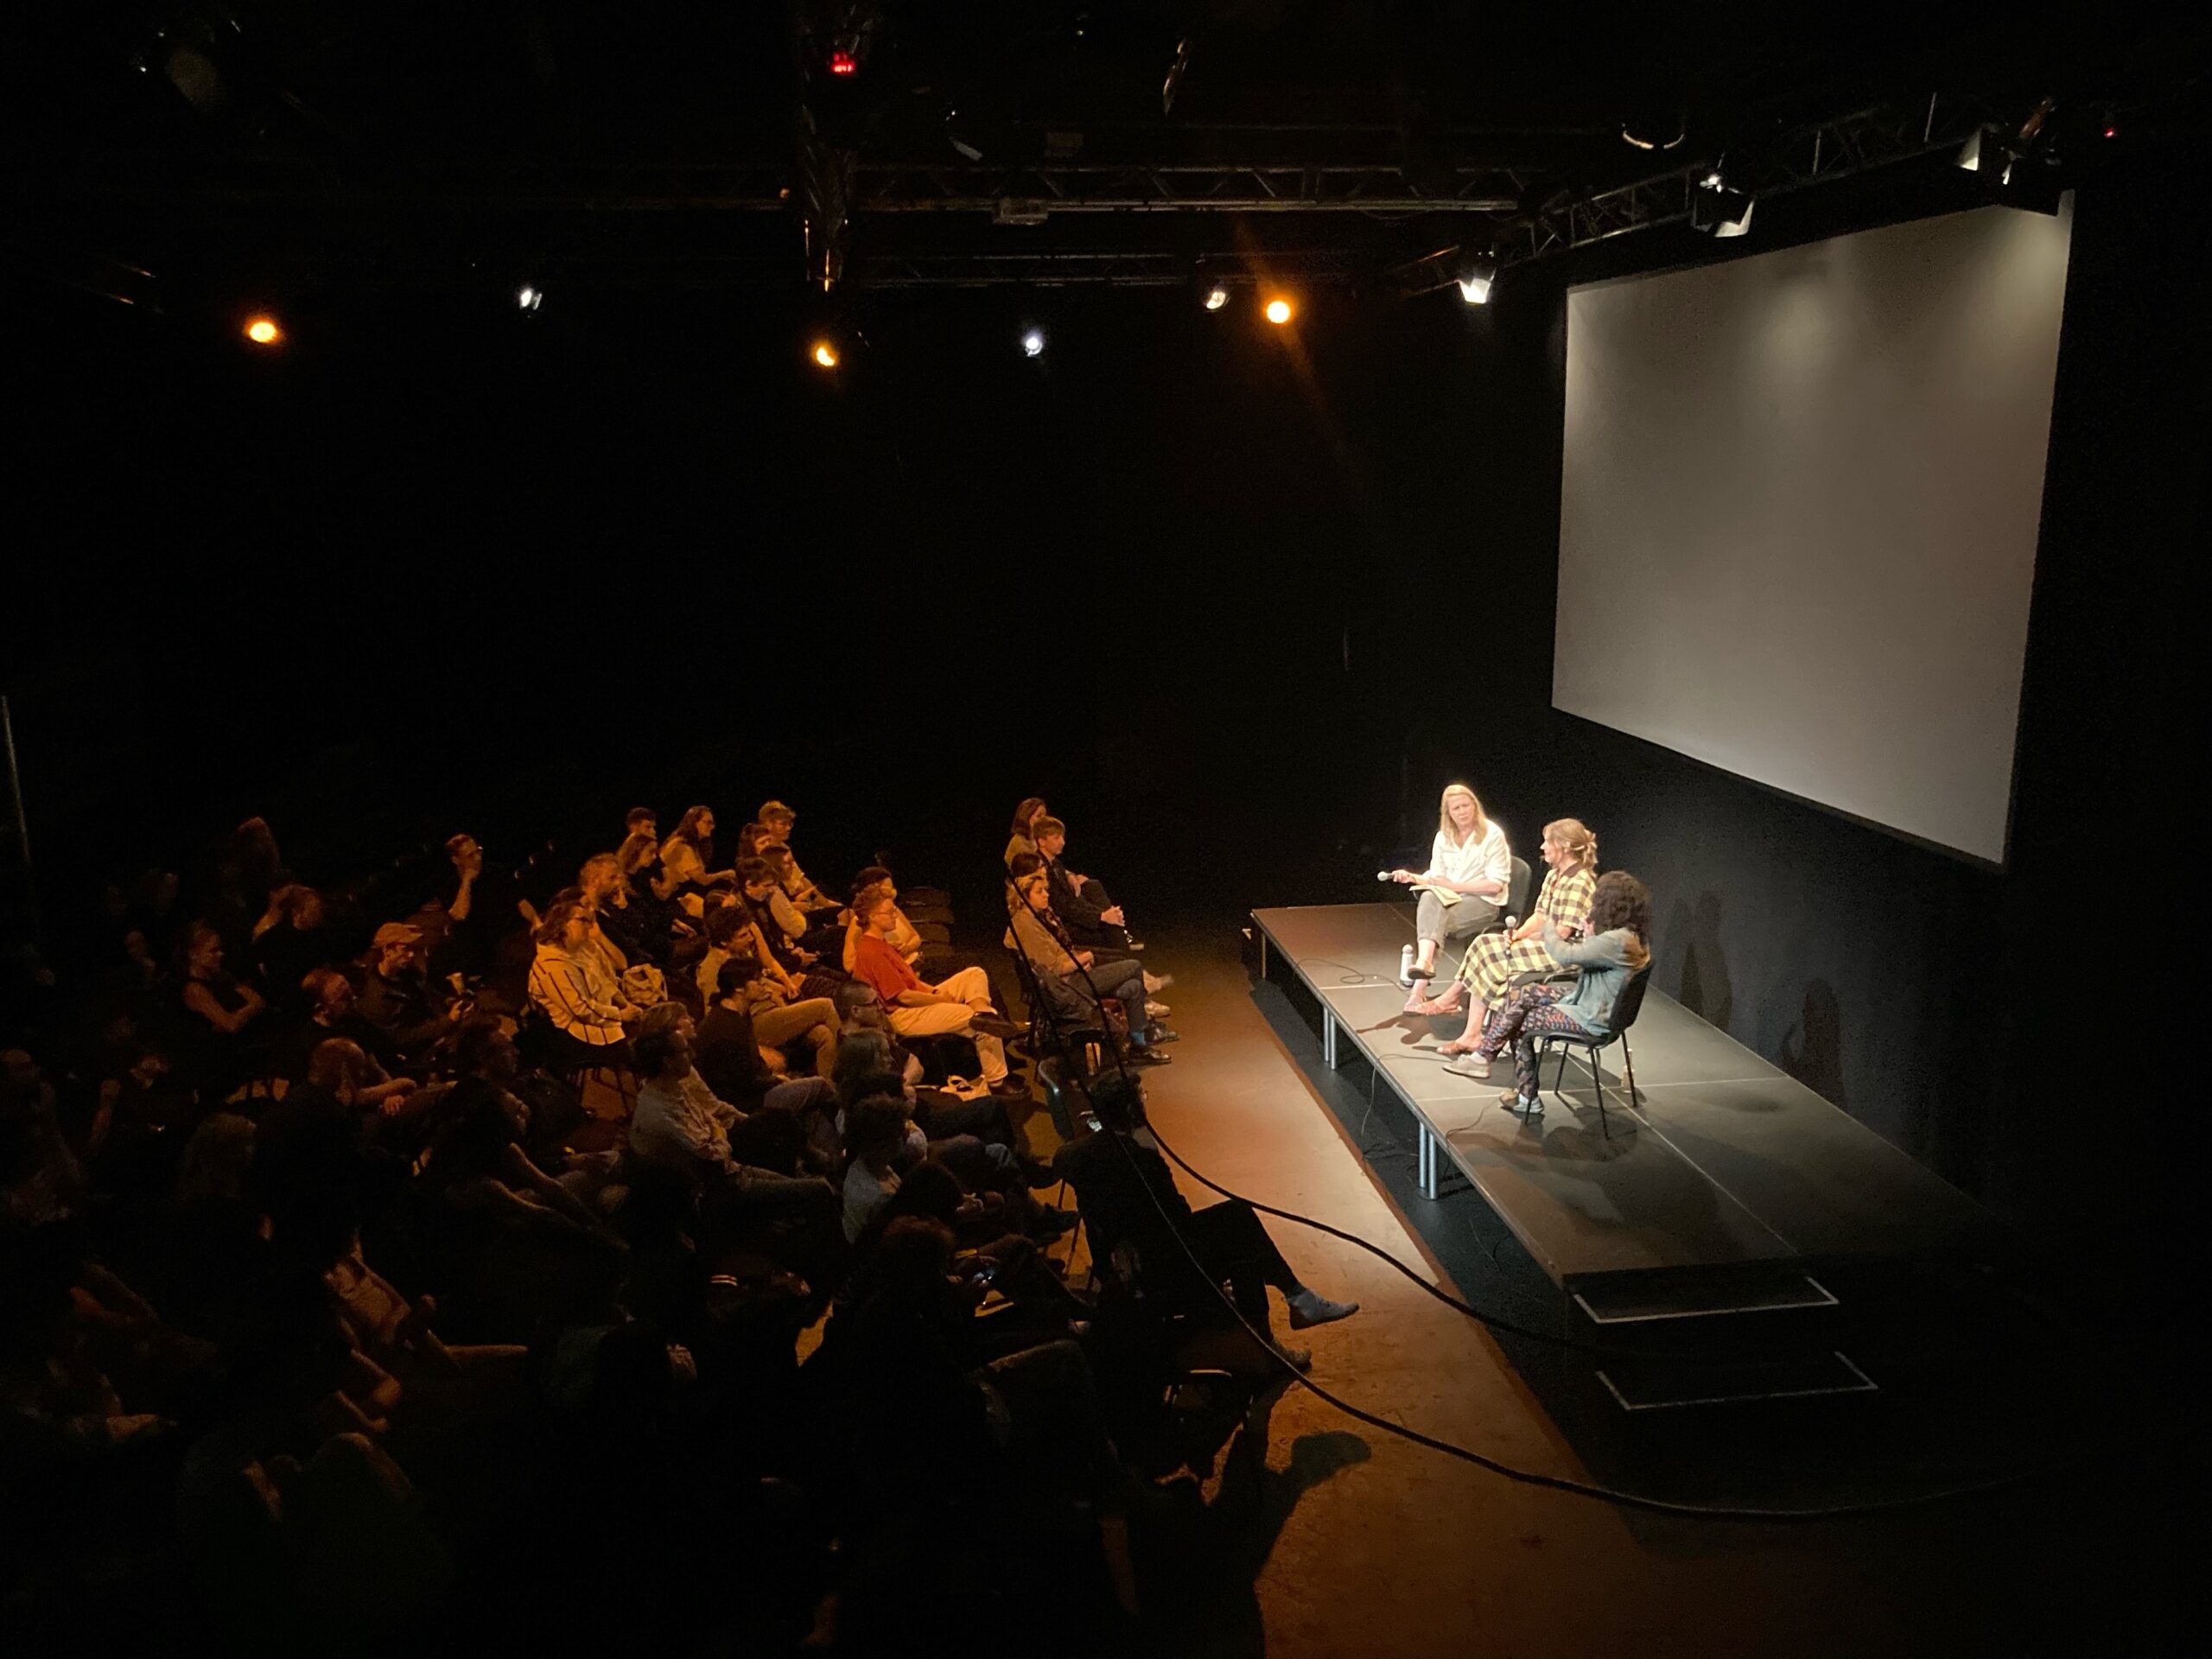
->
[[1416, 890, 1499, 947]]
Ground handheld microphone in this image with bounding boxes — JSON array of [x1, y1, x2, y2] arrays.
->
[[1375, 870, 1394, 882]]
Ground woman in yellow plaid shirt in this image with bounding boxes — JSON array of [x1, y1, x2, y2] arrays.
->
[[1415, 819, 1600, 1063]]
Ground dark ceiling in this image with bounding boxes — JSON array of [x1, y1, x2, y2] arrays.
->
[[2, 3, 2203, 307]]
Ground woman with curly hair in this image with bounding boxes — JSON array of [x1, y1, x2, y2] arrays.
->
[[1445, 870, 1652, 1115], [1416, 818, 1599, 1046]]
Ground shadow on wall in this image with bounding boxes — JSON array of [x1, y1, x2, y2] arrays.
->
[[1668, 892, 1732, 1035], [1778, 978, 1847, 1109]]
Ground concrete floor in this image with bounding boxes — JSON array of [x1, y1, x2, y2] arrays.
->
[[1116, 922, 2188, 1659]]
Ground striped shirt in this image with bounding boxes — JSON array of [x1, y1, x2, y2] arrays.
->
[[527, 944, 628, 1046]]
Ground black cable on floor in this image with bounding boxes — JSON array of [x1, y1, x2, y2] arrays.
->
[[1027, 895, 2060, 1519]]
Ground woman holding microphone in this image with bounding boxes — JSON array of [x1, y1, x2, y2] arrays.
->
[[1386, 784, 1511, 1012]]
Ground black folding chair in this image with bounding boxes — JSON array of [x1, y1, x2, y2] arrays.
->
[[1534, 966, 1650, 1138], [1034, 1056, 1090, 1273], [1003, 933, 1106, 1079]]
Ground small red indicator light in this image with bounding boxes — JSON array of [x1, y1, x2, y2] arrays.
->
[[830, 50, 856, 76]]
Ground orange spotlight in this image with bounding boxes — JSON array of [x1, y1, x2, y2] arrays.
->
[[1263, 296, 1294, 326], [243, 315, 283, 346], [810, 340, 840, 369]]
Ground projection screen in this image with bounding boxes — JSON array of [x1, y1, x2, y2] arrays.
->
[[1554, 200, 2073, 863]]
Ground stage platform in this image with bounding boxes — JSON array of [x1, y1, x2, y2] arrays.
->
[[1252, 903, 2012, 1315]]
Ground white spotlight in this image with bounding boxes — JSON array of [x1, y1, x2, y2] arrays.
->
[[516, 285, 543, 312], [1456, 255, 1497, 305], [1691, 173, 1754, 238], [1204, 284, 1230, 311], [1956, 124, 2015, 185], [1021, 328, 1045, 358]]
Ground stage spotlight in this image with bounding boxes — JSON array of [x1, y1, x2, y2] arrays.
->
[[1956, 124, 2016, 185], [1456, 255, 1497, 305], [1263, 296, 1293, 326], [243, 314, 283, 346], [1020, 328, 1046, 358], [810, 340, 840, 369], [1204, 284, 1230, 311], [516, 284, 543, 312], [1691, 171, 1754, 238]]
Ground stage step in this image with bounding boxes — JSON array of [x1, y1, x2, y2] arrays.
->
[[1573, 1267, 1838, 1325], [1596, 1349, 1878, 1413]]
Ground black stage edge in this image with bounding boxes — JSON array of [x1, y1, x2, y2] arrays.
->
[[1251, 904, 2015, 1325]]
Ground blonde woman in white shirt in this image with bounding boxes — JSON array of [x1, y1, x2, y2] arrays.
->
[[1385, 784, 1510, 1007]]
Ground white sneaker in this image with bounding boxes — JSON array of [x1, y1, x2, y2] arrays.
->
[[1146, 1001, 1171, 1018]]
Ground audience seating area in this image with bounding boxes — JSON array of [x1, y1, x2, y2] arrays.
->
[[0, 797, 1306, 1652]]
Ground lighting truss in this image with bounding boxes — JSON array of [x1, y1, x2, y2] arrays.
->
[[1498, 97, 1997, 269], [857, 162, 1517, 215], [852, 247, 1367, 289]]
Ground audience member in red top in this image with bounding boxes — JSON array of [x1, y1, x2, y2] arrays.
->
[[849, 895, 1015, 1094]]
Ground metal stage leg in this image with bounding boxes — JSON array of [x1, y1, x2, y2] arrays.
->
[[1322, 1011, 1344, 1069], [1418, 1124, 1439, 1198]]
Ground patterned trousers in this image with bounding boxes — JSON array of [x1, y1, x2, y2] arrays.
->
[[1474, 981, 1589, 1098]]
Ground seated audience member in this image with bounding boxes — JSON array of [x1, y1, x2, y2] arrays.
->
[[579, 851, 664, 969], [693, 903, 754, 1006], [1031, 817, 1142, 952], [815, 1217, 1117, 1516], [1006, 855, 1173, 1065], [435, 833, 537, 983], [712, 948, 842, 1080], [849, 1163, 1076, 1335], [652, 805, 732, 910], [734, 857, 821, 976], [627, 1017, 842, 1294], [359, 921, 462, 1066], [1446, 870, 1653, 1108], [629, 1015, 837, 1205], [615, 828, 690, 950], [625, 805, 658, 844], [526, 901, 642, 1065], [1005, 797, 1050, 868], [176, 920, 271, 1096], [274, 967, 403, 1084], [320, 1222, 529, 1427], [203, 815, 286, 965], [247, 1037, 408, 1237], [1418, 817, 1599, 1047], [2, 1049, 88, 1230], [849, 893, 1018, 1094], [696, 974, 842, 1133], [1056, 1071, 1357, 1371], [838, 1096, 912, 1244], [841, 860, 982, 976], [415, 1078, 628, 1333], [747, 851, 839, 960], [831, 1035, 1017, 1159], [756, 801, 838, 911], [836, 1073, 1061, 1238], [250, 884, 337, 1011], [841, 868, 918, 974]]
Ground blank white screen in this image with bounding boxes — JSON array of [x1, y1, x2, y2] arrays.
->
[[1554, 200, 2073, 863]]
